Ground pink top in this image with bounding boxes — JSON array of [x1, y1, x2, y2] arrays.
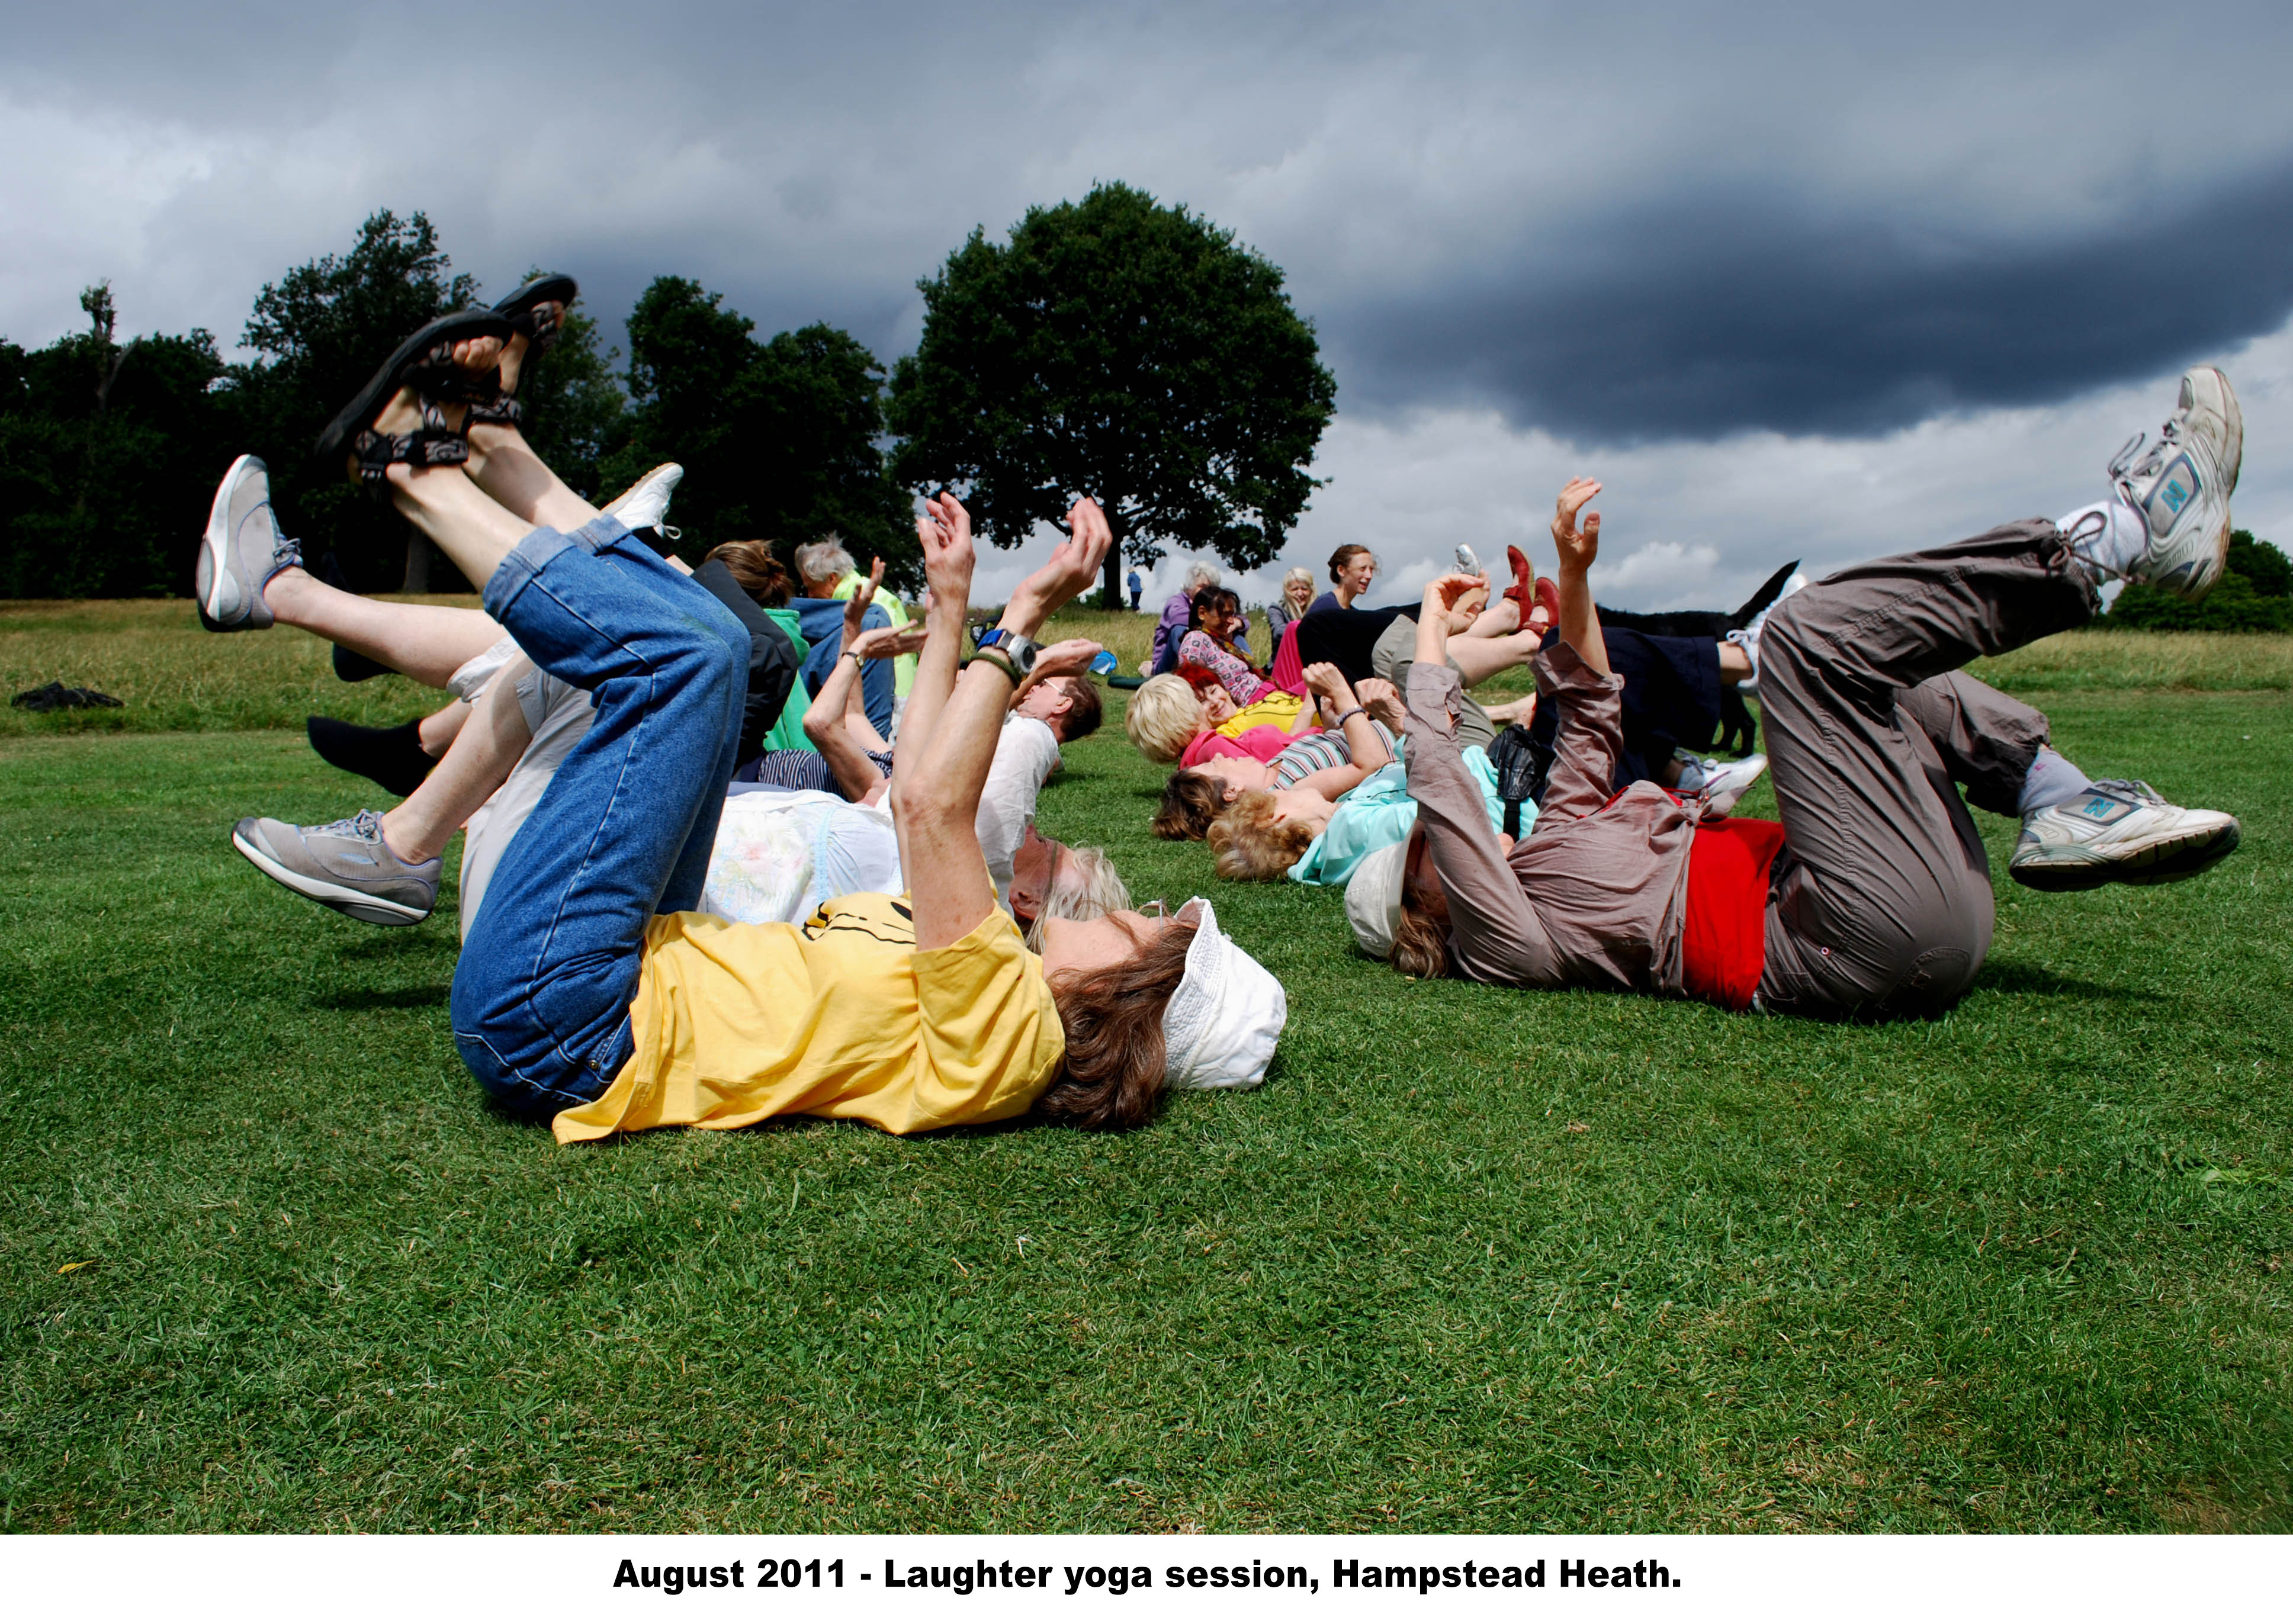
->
[[1179, 724, 1310, 770]]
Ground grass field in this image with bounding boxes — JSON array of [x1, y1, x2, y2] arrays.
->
[[3, 603, 2289, 1532]]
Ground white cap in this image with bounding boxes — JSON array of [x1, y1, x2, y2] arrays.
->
[[1345, 838, 1408, 959], [1161, 898, 1286, 1091]]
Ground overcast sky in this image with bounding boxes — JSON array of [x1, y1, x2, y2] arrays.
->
[[7, 1, 2292, 609]]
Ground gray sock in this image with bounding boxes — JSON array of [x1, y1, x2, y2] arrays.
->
[[2018, 746, 2098, 816]]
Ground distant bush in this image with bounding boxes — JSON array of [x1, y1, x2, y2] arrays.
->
[[2108, 530, 2292, 632]]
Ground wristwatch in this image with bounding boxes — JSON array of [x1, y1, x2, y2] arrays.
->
[[974, 628, 1042, 677]]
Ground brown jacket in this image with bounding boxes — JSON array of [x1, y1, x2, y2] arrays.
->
[[1404, 647, 1697, 993]]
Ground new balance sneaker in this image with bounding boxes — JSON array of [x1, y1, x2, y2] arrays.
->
[[603, 462, 684, 538], [232, 811, 439, 925], [2108, 366, 2243, 601], [195, 455, 300, 631], [2008, 779, 2240, 892], [1694, 752, 1769, 816]]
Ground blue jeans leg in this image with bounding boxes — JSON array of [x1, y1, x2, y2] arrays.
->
[[450, 515, 749, 1119]]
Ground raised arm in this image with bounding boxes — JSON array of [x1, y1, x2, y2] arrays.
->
[[1547, 477, 1609, 677], [897, 496, 1111, 951]]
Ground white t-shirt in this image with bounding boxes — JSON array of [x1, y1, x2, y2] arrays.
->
[[699, 789, 903, 925], [978, 715, 1062, 903]]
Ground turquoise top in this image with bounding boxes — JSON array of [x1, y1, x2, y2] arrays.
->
[[1287, 745, 1523, 886]]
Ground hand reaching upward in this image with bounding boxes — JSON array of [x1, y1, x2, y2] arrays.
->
[[1550, 478, 1602, 578], [1008, 497, 1114, 634], [841, 556, 886, 642], [917, 492, 977, 609]]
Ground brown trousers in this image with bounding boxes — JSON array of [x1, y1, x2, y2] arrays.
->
[[1754, 519, 2099, 1019]]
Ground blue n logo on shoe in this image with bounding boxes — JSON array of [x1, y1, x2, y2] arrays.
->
[[2142, 452, 2199, 530], [2083, 795, 2126, 822]]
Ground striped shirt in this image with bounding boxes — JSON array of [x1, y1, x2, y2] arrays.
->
[[1270, 721, 1400, 788]]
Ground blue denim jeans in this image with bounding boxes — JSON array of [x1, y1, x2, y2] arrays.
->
[[451, 514, 750, 1118]]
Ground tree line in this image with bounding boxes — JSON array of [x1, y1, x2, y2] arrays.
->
[[1, 184, 1335, 607]]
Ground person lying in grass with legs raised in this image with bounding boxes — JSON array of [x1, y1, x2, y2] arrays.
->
[[1351, 369, 2246, 1015], [268, 323, 1286, 1131]]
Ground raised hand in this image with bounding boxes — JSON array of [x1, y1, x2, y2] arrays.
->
[[1550, 478, 1602, 577], [842, 555, 886, 641], [1302, 661, 1353, 705], [852, 620, 930, 661], [1010, 497, 1115, 629], [1356, 676, 1405, 728], [1420, 571, 1488, 636], [1031, 637, 1104, 680], [917, 491, 977, 608]]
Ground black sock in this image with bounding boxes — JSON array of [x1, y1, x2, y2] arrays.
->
[[307, 716, 436, 797]]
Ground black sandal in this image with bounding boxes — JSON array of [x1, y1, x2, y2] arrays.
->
[[461, 274, 579, 430], [314, 308, 513, 489]]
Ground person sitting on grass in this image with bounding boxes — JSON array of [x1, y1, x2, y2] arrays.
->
[[214, 315, 1286, 1131], [1351, 371, 2246, 1018]]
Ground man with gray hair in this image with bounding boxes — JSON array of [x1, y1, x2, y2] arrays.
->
[[1151, 560, 1223, 673], [792, 535, 858, 599]]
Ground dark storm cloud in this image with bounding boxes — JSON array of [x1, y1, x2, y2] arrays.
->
[[1327, 159, 2293, 440], [7, 1, 2293, 450]]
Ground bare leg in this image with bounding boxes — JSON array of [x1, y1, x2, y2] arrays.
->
[[385, 462, 549, 591], [259, 567, 503, 687], [1463, 596, 1521, 639], [1717, 641, 1752, 682], [418, 698, 470, 758], [378, 660, 535, 863], [457, 327, 600, 533], [1446, 625, 1544, 687]]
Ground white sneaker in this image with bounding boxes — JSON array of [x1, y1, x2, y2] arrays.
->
[[195, 454, 300, 631], [2009, 779, 2240, 892], [1726, 573, 1808, 690], [1697, 752, 1768, 816], [2107, 367, 2241, 602], [604, 462, 685, 538]]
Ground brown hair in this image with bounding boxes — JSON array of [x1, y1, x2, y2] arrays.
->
[[1152, 770, 1226, 841], [1207, 790, 1315, 881], [705, 539, 793, 607], [1389, 864, 1453, 979], [1052, 675, 1103, 741], [1328, 544, 1372, 584], [1040, 919, 1198, 1130]]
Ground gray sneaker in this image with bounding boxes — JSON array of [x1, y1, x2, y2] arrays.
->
[[197, 454, 301, 631], [2009, 779, 2240, 892], [232, 811, 439, 925]]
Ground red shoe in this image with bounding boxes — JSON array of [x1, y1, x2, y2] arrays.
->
[[1504, 545, 1536, 623]]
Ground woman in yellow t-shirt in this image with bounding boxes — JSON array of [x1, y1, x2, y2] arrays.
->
[[316, 342, 1285, 1140]]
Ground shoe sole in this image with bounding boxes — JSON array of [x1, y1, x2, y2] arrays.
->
[[2009, 821, 2240, 892], [312, 308, 515, 464], [196, 452, 264, 631], [232, 827, 432, 926], [2185, 366, 2243, 496]]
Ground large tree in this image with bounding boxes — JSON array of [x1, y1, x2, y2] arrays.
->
[[887, 181, 1337, 606], [228, 209, 483, 591], [603, 277, 918, 587]]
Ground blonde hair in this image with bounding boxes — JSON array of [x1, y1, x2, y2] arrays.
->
[[1283, 566, 1314, 597], [1207, 790, 1316, 882], [1022, 844, 1132, 953], [1123, 673, 1206, 763]]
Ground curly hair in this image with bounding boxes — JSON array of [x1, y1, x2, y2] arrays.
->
[[1152, 770, 1226, 841], [1207, 790, 1315, 881], [1039, 919, 1197, 1130]]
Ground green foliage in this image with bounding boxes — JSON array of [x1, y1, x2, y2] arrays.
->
[[888, 181, 1337, 606], [227, 209, 482, 593], [0, 284, 233, 598], [2108, 530, 2293, 632], [512, 292, 626, 506], [605, 278, 920, 589]]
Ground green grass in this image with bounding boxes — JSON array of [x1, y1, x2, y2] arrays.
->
[[4, 609, 2290, 1532]]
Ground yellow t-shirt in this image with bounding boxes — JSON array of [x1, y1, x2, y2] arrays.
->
[[551, 894, 1066, 1144], [1216, 690, 1305, 738]]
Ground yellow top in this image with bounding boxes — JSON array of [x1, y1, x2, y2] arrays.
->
[[552, 893, 1067, 1144], [1216, 690, 1305, 738]]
